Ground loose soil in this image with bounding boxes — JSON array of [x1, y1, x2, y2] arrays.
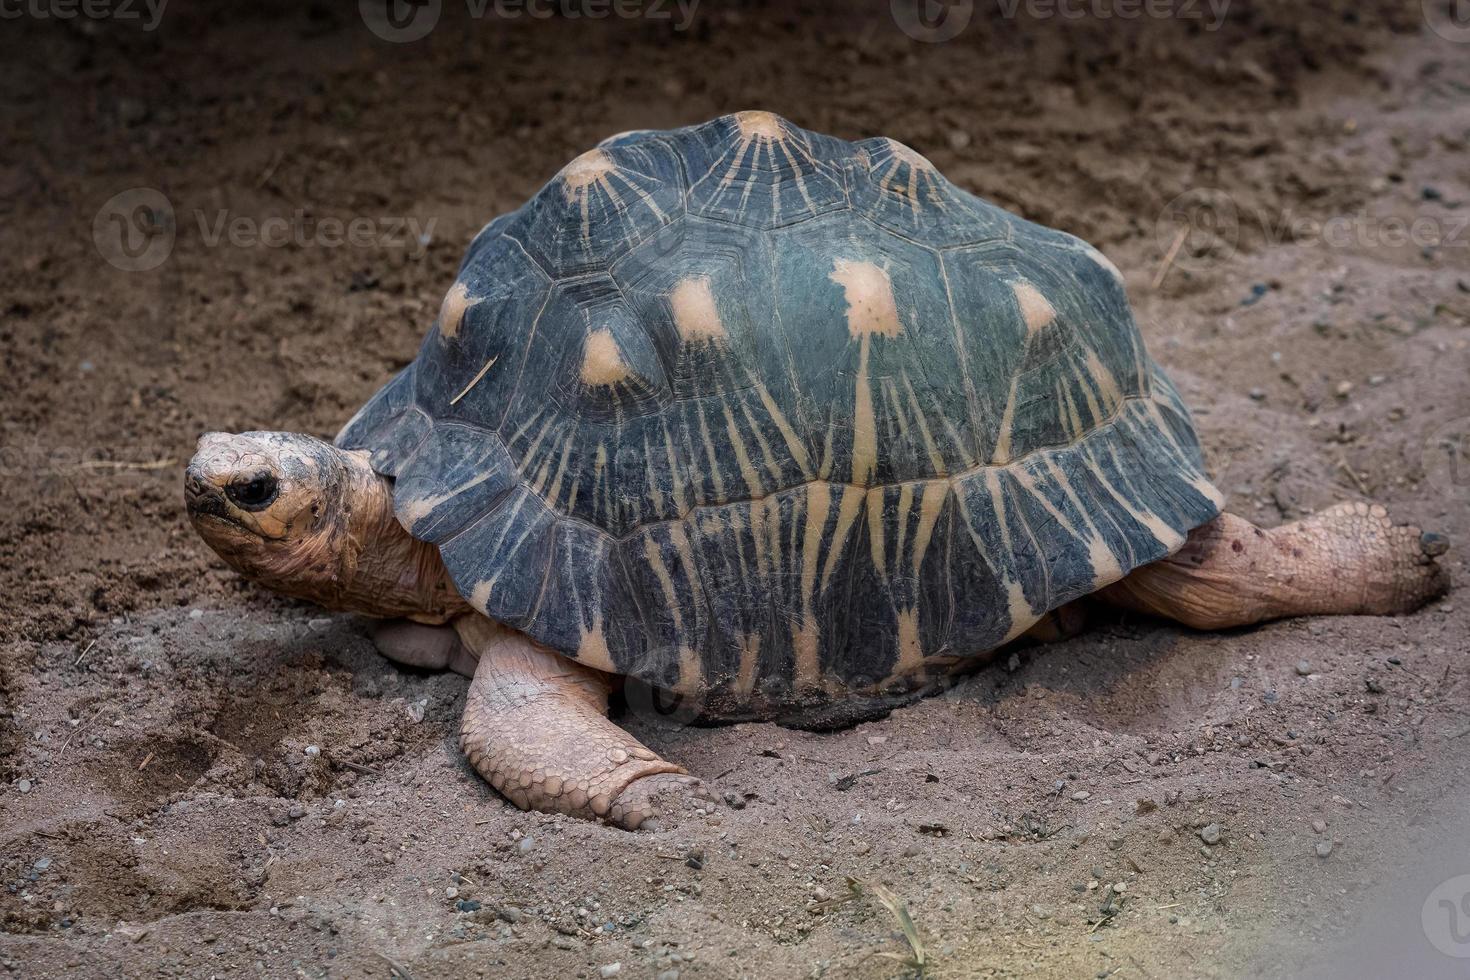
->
[[2, 2, 1468, 977]]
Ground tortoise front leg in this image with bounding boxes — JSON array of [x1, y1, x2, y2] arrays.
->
[[1102, 505, 1449, 630], [455, 617, 712, 830]]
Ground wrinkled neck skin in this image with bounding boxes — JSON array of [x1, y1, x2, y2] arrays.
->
[[323, 455, 468, 623]]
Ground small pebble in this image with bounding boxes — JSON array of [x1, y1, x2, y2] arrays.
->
[[287, 804, 307, 820], [1295, 660, 1311, 676], [1315, 841, 1333, 859], [599, 964, 622, 978], [1312, 820, 1327, 834], [304, 745, 320, 758], [1071, 791, 1091, 802], [517, 836, 535, 853], [1199, 824, 1222, 846], [188, 609, 203, 620], [17, 779, 31, 794], [33, 858, 50, 872]]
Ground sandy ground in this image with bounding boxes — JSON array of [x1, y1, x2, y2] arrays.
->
[[2, 1, 1469, 977]]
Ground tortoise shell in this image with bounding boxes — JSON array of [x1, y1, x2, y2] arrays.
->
[[337, 111, 1223, 716]]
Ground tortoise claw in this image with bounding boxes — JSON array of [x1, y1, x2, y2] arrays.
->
[[1420, 531, 1450, 559], [608, 773, 716, 831]]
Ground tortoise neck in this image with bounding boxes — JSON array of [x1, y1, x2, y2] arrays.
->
[[327, 451, 468, 623]]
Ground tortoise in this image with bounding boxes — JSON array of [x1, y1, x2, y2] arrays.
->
[[185, 111, 1449, 830]]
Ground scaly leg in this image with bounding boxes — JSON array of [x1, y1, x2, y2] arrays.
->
[[1102, 504, 1449, 630], [455, 616, 712, 830]]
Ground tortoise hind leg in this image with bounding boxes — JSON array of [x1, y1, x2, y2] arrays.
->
[[1102, 505, 1449, 630], [455, 617, 712, 831]]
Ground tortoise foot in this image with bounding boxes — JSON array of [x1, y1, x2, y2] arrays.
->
[[1292, 503, 1449, 616], [455, 616, 699, 829]]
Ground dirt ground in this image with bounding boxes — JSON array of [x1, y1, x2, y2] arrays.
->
[[3, 1, 1470, 977]]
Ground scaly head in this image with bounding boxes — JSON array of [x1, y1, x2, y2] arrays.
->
[[184, 431, 363, 605]]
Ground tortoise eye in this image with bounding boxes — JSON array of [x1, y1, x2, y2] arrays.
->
[[226, 475, 279, 511]]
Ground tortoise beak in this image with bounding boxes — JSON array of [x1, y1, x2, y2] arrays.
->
[[184, 461, 228, 519]]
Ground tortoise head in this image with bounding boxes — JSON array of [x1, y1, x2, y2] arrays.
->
[[184, 431, 355, 597]]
